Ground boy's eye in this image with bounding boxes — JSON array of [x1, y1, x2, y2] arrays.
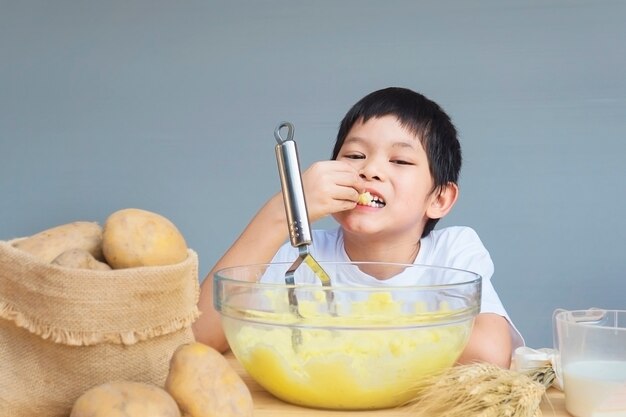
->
[[343, 154, 365, 160], [391, 159, 414, 165]]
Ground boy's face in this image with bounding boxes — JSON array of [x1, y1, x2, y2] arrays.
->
[[332, 115, 441, 241]]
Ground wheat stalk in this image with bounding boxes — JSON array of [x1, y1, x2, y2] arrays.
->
[[405, 363, 555, 417]]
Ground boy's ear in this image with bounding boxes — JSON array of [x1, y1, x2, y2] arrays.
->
[[427, 182, 458, 220]]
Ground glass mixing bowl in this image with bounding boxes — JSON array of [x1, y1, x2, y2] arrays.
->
[[214, 262, 481, 410]]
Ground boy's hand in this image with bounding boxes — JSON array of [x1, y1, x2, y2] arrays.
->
[[301, 160, 362, 222]]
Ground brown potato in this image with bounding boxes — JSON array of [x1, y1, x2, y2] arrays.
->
[[12, 221, 103, 263], [165, 342, 253, 417], [51, 248, 112, 270], [102, 208, 188, 269], [70, 381, 181, 417]]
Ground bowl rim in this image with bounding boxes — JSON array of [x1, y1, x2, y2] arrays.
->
[[214, 261, 482, 291]]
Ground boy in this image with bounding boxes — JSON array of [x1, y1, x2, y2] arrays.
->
[[194, 87, 523, 367]]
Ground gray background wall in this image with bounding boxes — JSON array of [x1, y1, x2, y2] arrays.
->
[[2, 1, 625, 349]]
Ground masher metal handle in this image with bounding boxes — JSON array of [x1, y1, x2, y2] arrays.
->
[[274, 122, 336, 323], [274, 122, 312, 248], [275, 122, 332, 284]]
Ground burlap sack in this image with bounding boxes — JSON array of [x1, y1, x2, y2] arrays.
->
[[0, 239, 200, 417]]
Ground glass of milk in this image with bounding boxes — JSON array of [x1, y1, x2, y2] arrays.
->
[[554, 309, 626, 417]]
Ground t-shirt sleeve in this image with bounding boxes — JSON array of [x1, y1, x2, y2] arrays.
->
[[428, 227, 525, 349]]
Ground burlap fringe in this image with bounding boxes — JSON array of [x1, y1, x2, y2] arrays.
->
[[0, 299, 199, 346]]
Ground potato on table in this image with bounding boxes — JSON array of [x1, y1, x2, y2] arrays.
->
[[70, 381, 181, 417], [102, 208, 188, 269], [165, 342, 253, 417]]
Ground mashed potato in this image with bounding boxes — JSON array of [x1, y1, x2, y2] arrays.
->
[[224, 292, 472, 410]]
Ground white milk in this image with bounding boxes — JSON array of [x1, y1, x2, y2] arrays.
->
[[563, 360, 626, 417]]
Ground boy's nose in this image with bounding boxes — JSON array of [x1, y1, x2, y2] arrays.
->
[[359, 164, 382, 181]]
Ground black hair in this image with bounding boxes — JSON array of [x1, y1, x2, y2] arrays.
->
[[331, 87, 461, 237]]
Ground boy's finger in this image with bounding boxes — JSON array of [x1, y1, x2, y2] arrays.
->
[[334, 171, 362, 188], [336, 186, 360, 202]]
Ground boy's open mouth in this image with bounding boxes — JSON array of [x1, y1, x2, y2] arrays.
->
[[357, 191, 386, 208]]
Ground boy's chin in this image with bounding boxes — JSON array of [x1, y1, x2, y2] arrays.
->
[[336, 217, 384, 236], [336, 215, 425, 240]]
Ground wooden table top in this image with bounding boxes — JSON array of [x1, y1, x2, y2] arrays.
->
[[225, 351, 571, 417]]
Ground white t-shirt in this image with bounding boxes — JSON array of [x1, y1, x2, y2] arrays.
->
[[269, 226, 524, 350]]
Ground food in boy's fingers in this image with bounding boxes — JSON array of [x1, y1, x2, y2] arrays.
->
[[70, 381, 181, 417], [51, 248, 112, 270], [102, 208, 188, 269], [11, 221, 104, 263], [357, 191, 385, 207], [357, 191, 372, 205], [165, 342, 253, 417]]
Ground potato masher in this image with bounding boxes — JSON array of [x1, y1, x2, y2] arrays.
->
[[274, 122, 336, 344]]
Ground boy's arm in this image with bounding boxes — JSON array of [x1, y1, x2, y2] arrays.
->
[[193, 160, 362, 352], [456, 313, 513, 368], [193, 193, 288, 352]]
